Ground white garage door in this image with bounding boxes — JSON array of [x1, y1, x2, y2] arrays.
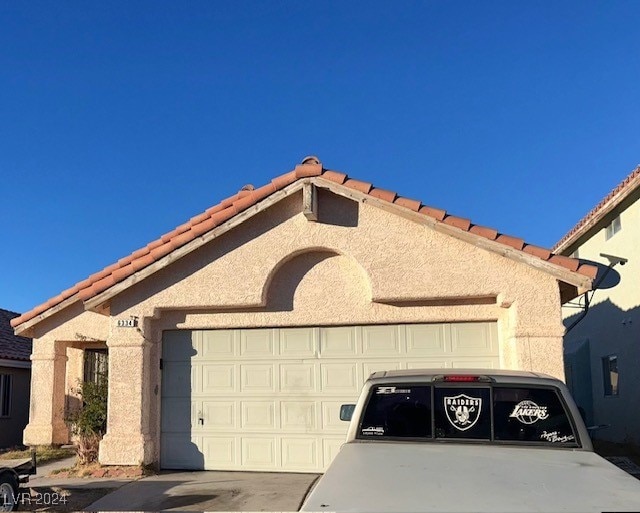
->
[[160, 322, 498, 472]]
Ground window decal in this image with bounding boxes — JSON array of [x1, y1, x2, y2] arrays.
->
[[376, 386, 411, 395], [509, 400, 549, 424], [540, 430, 575, 443], [362, 426, 385, 436], [444, 394, 482, 431]]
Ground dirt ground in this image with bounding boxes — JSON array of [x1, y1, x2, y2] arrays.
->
[[15, 486, 113, 512]]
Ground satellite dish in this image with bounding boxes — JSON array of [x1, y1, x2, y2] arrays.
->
[[577, 258, 622, 290]]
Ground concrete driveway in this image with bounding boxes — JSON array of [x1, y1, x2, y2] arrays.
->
[[87, 470, 321, 511]]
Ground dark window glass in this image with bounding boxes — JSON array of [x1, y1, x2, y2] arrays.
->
[[493, 387, 577, 444], [602, 355, 619, 396], [0, 374, 12, 417], [434, 387, 491, 439], [360, 385, 432, 438], [84, 349, 108, 384]]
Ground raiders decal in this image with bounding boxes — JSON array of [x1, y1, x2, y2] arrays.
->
[[509, 400, 549, 424], [444, 394, 482, 431]]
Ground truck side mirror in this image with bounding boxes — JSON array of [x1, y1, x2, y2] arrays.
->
[[340, 404, 356, 421]]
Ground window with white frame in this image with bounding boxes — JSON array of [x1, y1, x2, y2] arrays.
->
[[605, 216, 621, 240], [602, 355, 619, 396], [0, 374, 12, 417]]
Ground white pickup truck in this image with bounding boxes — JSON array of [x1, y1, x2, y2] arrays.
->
[[301, 369, 640, 512]]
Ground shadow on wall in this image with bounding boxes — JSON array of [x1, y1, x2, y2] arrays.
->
[[563, 298, 640, 445], [160, 339, 205, 470]]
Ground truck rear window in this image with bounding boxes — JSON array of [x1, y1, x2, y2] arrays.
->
[[358, 383, 579, 446]]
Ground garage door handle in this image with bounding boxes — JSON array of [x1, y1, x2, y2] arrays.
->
[[198, 412, 204, 425]]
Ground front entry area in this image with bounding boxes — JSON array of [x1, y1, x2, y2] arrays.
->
[[160, 322, 499, 472]]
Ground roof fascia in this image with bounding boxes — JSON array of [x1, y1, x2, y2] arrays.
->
[[0, 358, 31, 369], [555, 173, 640, 254], [12, 296, 80, 337], [313, 177, 593, 293], [83, 179, 306, 313]]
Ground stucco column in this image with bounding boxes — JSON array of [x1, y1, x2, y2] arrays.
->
[[501, 298, 567, 380], [23, 339, 69, 445], [99, 325, 154, 465]]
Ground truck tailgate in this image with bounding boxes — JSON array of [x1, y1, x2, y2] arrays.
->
[[301, 442, 640, 512]]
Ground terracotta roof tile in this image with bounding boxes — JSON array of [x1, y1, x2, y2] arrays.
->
[[295, 163, 323, 178], [469, 225, 498, 240], [191, 218, 217, 237], [495, 234, 525, 251], [522, 244, 552, 261], [272, 170, 298, 189], [419, 206, 447, 221], [344, 179, 373, 194], [369, 188, 397, 203], [322, 170, 348, 184], [394, 197, 422, 212], [443, 215, 471, 231], [11, 158, 594, 330], [232, 193, 256, 212], [577, 263, 598, 280], [549, 254, 580, 272]]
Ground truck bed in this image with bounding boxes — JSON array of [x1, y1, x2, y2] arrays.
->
[[302, 442, 640, 512]]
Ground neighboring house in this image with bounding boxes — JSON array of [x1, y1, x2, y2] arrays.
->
[[11, 157, 596, 472], [555, 165, 640, 448], [0, 308, 32, 449]]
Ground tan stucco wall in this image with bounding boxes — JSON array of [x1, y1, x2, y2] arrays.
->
[[562, 195, 640, 445], [23, 189, 567, 464]]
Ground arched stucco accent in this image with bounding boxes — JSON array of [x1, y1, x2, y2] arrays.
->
[[262, 247, 373, 310]]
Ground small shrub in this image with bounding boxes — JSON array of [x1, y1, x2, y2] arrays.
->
[[66, 377, 108, 465]]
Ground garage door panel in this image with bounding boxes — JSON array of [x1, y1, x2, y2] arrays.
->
[[280, 363, 316, 392], [281, 401, 317, 431], [322, 438, 344, 468], [162, 362, 197, 397], [161, 322, 500, 472], [321, 363, 359, 393], [362, 325, 402, 355], [363, 360, 402, 378], [280, 327, 316, 357], [240, 329, 275, 357], [201, 331, 236, 359], [406, 324, 449, 355], [241, 364, 275, 391], [450, 323, 497, 355], [321, 401, 353, 432], [202, 436, 237, 468], [202, 364, 236, 394], [163, 331, 198, 362], [161, 433, 204, 470], [241, 437, 278, 468], [161, 398, 195, 432], [320, 327, 357, 357], [407, 360, 447, 370], [241, 401, 276, 430], [202, 401, 236, 430], [282, 438, 318, 469]]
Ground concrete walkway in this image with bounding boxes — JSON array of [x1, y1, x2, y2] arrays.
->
[[87, 470, 321, 512]]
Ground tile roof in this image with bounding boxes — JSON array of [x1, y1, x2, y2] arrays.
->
[[11, 157, 597, 330], [0, 308, 32, 361], [554, 165, 640, 252]]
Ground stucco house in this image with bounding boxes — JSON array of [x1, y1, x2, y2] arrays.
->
[[11, 157, 596, 472], [0, 308, 32, 449], [555, 165, 640, 448]]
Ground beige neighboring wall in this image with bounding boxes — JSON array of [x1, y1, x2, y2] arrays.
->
[[23, 189, 570, 464]]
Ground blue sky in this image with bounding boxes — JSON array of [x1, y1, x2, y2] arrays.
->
[[1, 1, 639, 314]]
